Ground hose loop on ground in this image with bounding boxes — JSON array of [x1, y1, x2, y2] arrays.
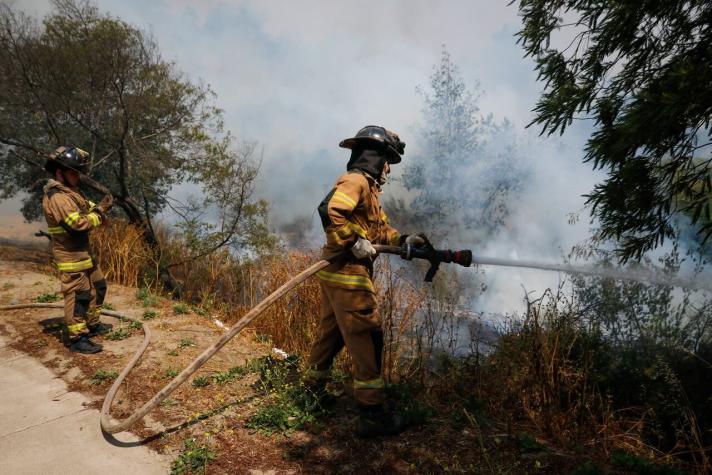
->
[[0, 248, 403, 434]]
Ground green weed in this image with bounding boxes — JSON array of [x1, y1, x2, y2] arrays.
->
[[170, 438, 215, 475], [136, 287, 158, 307], [192, 376, 210, 388], [192, 306, 208, 317], [173, 303, 190, 314], [128, 320, 143, 330], [246, 357, 325, 434], [35, 292, 61, 303], [106, 328, 131, 340], [178, 337, 194, 349], [90, 369, 118, 386], [167, 349, 178, 357], [100, 302, 115, 310], [142, 310, 158, 320], [610, 450, 686, 475], [165, 367, 179, 379]]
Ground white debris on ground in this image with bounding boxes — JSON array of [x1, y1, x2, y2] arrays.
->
[[271, 347, 289, 360], [213, 317, 228, 332]]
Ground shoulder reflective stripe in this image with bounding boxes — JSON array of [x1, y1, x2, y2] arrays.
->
[[332, 191, 357, 209], [353, 377, 385, 389], [87, 212, 101, 227], [64, 211, 81, 226], [67, 322, 87, 335], [48, 226, 67, 235], [316, 270, 375, 292], [380, 211, 389, 224], [348, 222, 367, 238], [56, 258, 93, 271]]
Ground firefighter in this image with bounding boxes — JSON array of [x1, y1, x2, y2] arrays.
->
[[42, 146, 114, 354], [306, 125, 428, 437]]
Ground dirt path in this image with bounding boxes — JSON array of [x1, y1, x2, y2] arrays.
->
[[0, 333, 170, 474]]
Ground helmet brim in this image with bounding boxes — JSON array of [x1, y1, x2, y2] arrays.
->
[[44, 157, 87, 175], [339, 137, 402, 164]]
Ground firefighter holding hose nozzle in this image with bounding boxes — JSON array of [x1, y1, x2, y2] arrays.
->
[[42, 146, 114, 354], [305, 125, 429, 438]]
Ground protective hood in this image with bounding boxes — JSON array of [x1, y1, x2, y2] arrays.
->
[[346, 148, 387, 180]]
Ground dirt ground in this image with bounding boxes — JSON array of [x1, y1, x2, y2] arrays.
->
[[0, 245, 581, 474]]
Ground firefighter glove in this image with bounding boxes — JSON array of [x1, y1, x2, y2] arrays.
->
[[352, 237, 377, 259], [95, 193, 114, 215], [405, 233, 429, 248]]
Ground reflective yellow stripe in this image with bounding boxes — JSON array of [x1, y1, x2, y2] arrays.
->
[[348, 222, 367, 239], [64, 211, 81, 226], [87, 212, 101, 227], [87, 200, 96, 211], [56, 258, 93, 272], [380, 211, 389, 224], [48, 226, 67, 235], [67, 322, 87, 335], [334, 224, 354, 238], [332, 191, 357, 209], [389, 232, 401, 246], [353, 377, 385, 390], [316, 270, 375, 292]]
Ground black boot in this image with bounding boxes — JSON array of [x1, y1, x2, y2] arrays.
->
[[68, 336, 103, 354], [356, 404, 407, 438], [87, 322, 113, 337], [304, 381, 338, 409]]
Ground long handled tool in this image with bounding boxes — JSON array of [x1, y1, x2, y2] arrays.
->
[[1, 242, 706, 434]]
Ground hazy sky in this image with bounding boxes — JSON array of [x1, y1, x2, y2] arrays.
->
[[4, 0, 609, 314]]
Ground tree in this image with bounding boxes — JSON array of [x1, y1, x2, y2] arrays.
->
[[395, 47, 524, 245], [0, 0, 272, 294], [516, 0, 712, 261]]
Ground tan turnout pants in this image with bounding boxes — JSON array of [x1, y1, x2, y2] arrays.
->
[[306, 283, 385, 406], [60, 265, 108, 340]]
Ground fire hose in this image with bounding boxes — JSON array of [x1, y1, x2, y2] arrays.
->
[[2, 240, 707, 435], [0, 243, 471, 434]]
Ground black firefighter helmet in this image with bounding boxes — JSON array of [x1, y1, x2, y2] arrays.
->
[[339, 125, 405, 164], [44, 146, 90, 174]]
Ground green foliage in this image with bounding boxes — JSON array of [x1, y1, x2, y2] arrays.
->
[[164, 367, 179, 379], [128, 320, 143, 330], [610, 450, 687, 475], [211, 366, 249, 386], [89, 369, 118, 386], [192, 376, 210, 388], [178, 337, 194, 349], [516, 0, 712, 260], [173, 303, 190, 315], [100, 303, 114, 311], [517, 432, 544, 453], [246, 356, 326, 435], [106, 328, 131, 340], [570, 461, 603, 475], [388, 383, 435, 427], [136, 288, 159, 307], [170, 438, 215, 475], [141, 310, 158, 320], [35, 292, 61, 303]]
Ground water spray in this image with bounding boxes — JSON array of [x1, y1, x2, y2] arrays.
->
[[388, 242, 712, 292]]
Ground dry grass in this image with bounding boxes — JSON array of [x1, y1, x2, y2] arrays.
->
[[91, 220, 709, 474], [91, 221, 152, 288]]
